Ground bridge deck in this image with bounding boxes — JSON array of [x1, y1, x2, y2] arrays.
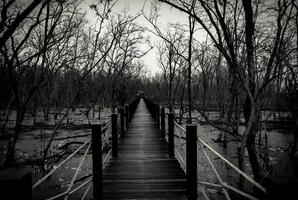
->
[[103, 99, 187, 199]]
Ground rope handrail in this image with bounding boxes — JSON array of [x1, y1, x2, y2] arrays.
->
[[173, 124, 186, 171], [67, 177, 92, 196], [41, 124, 113, 199], [32, 139, 90, 189], [103, 148, 112, 164], [102, 120, 112, 131], [199, 184, 211, 200], [102, 129, 111, 145], [33, 116, 115, 199], [46, 148, 112, 200], [45, 177, 92, 200], [173, 121, 266, 194], [222, 182, 259, 200], [175, 127, 185, 145], [81, 181, 92, 200], [174, 121, 186, 132], [64, 141, 92, 200], [148, 102, 265, 199], [198, 137, 266, 193], [101, 120, 113, 151], [174, 122, 231, 200], [198, 141, 232, 200], [197, 181, 259, 200], [175, 148, 186, 170]]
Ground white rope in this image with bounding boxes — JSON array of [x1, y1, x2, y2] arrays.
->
[[102, 120, 112, 130], [64, 141, 91, 200], [103, 148, 112, 164], [198, 142, 232, 200], [102, 131, 111, 151], [174, 148, 186, 172], [45, 178, 92, 200], [173, 121, 266, 194], [46, 191, 67, 200], [198, 181, 260, 200], [174, 122, 186, 132], [81, 182, 92, 200], [198, 138, 266, 193], [34, 119, 114, 198], [101, 121, 113, 151], [102, 129, 110, 142], [174, 127, 185, 145], [165, 134, 168, 143], [198, 181, 222, 189], [198, 184, 211, 200], [32, 140, 90, 189], [69, 178, 92, 195], [222, 182, 260, 200]]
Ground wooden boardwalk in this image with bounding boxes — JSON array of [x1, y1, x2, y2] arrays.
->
[[103, 99, 187, 199]]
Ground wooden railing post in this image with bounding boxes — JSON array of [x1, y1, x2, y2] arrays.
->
[[161, 107, 165, 139], [91, 124, 102, 200], [120, 107, 124, 138], [167, 113, 174, 158], [112, 113, 118, 157], [125, 105, 129, 128], [156, 105, 160, 129], [186, 124, 197, 200]]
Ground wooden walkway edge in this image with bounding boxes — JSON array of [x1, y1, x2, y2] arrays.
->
[[103, 99, 187, 199]]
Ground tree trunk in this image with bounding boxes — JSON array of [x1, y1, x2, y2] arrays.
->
[[187, 12, 195, 124], [247, 123, 263, 182], [179, 85, 185, 124], [242, 0, 266, 187], [1, 96, 13, 135], [237, 145, 245, 189], [234, 94, 239, 135], [215, 53, 224, 118], [168, 45, 173, 113], [5, 108, 24, 163], [202, 75, 207, 116]]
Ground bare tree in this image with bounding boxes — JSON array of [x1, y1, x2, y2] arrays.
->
[[158, 0, 297, 185], [0, 0, 48, 48], [104, 11, 152, 111], [1, 0, 80, 163]]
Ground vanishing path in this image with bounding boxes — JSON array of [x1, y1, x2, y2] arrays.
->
[[103, 98, 187, 199]]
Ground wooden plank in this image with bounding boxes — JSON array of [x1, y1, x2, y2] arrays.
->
[[103, 191, 187, 199], [102, 99, 187, 199]]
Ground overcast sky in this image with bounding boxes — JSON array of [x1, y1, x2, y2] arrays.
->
[[81, 0, 189, 75]]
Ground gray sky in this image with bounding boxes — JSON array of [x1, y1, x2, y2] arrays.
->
[[82, 0, 189, 75]]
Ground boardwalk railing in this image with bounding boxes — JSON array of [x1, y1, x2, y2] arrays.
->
[[31, 97, 140, 200], [142, 97, 267, 200], [28, 96, 267, 200], [90, 97, 141, 200]]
